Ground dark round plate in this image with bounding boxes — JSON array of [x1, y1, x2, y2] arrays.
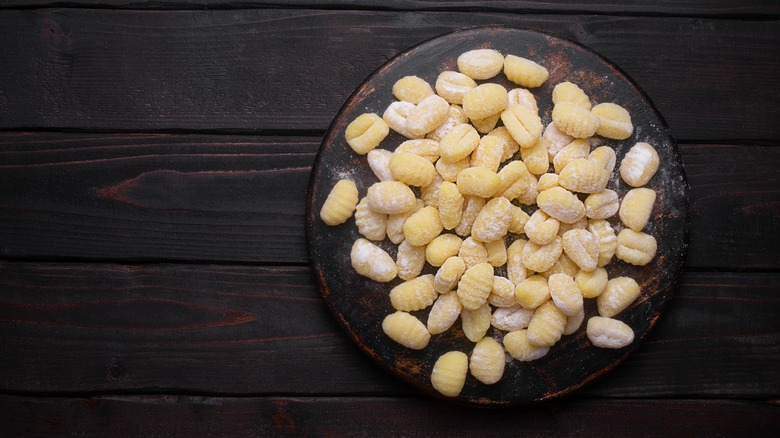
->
[[305, 26, 689, 406]]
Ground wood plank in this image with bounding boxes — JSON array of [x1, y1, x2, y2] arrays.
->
[[1, 133, 778, 268], [1, 395, 778, 437], [4, 1, 780, 17], [0, 10, 777, 140], [0, 262, 776, 398]]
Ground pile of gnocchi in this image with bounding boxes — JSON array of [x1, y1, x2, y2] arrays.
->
[[319, 48, 660, 398]]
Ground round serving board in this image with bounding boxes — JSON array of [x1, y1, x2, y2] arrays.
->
[[305, 26, 689, 406]]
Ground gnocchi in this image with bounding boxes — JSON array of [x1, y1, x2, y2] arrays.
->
[[320, 179, 359, 226]]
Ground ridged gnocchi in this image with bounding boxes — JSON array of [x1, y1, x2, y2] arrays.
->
[[320, 179, 359, 226], [431, 351, 469, 397]]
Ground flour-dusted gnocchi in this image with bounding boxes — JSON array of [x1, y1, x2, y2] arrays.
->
[[537, 187, 586, 224], [587, 316, 635, 348], [575, 267, 608, 299], [619, 188, 656, 232], [553, 138, 590, 174], [434, 256, 466, 294], [420, 172, 444, 208], [503, 329, 550, 361], [390, 274, 437, 312], [407, 94, 451, 137], [597, 276, 640, 318], [485, 237, 508, 268], [543, 122, 575, 161], [501, 104, 543, 148], [455, 196, 487, 237], [457, 262, 495, 310], [367, 181, 416, 214], [383, 101, 421, 139], [355, 197, 387, 241], [426, 233, 463, 267], [469, 113, 502, 134], [488, 275, 517, 308], [491, 304, 534, 331], [320, 179, 359, 226], [439, 123, 480, 163], [588, 145, 617, 173], [427, 105, 469, 142], [435, 71, 478, 105], [616, 229, 657, 266], [552, 81, 592, 110], [588, 219, 618, 267], [620, 142, 660, 187], [585, 189, 620, 220], [558, 158, 609, 194], [592, 102, 633, 140], [393, 75, 434, 104], [548, 273, 584, 317], [522, 237, 564, 273], [403, 206, 444, 247], [390, 152, 437, 187], [508, 205, 531, 235], [497, 160, 538, 206], [462, 83, 509, 121], [520, 136, 550, 175], [504, 55, 549, 88], [524, 210, 560, 245], [551, 101, 600, 139], [345, 113, 390, 154], [514, 275, 550, 310], [351, 238, 397, 282], [471, 197, 513, 243], [471, 135, 505, 172], [396, 240, 427, 281], [457, 167, 501, 198], [459, 237, 489, 269], [486, 126, 520, 162], [527, 300, 568, 347], [395, 138, 441, 163], [386, 199, 424, 244], [540, 252, 579, 279], [563, 308, 585, 335], [562, 229, 599, 272], [431, 351, 469, 397], [458, 48, 504, 80], [507, 88, 538, 111], [367, 149, 395, 182], [436, 156, 470, 182], [383, 311, 431, 350], [427, 291, 463, 335], [438, 181, 464, 230], [537, 173, 560, 192], [461, 303, 492, 342], [469, 337, 506, 385]]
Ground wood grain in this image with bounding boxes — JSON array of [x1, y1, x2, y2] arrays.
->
[[1, 395, 778, 436], [0, 10, 777, 140], [0, 262, 776, 398], [1, 133, 777, 269]]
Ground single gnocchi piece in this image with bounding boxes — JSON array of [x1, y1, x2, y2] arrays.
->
[[558, 158, 609, 194], [587, 316, 635, 348], [426, 233, 463, 267], [501, 104, 543, 148], [389, 152, 436, 187], [588, 145, 617, 173], [619, 188, 657, 232], [458, 48, 505, 80], [457, 167, 501, 198], [396, 240, 426, 281], [524, 210, 560, 245], [366, 181, 416, 214], [548, 273, 584, 317], [508, 205, 531, 235], [355, 197, 387, 241], [514, 275, 550, 310], [427, 291, 463, 335], [438, 181, 465, 230], [552, 82, 592, 110], [427, 105, 469, 142], [366, 149, 395, 182], [435, 71, 478, 105], [469, 337, 506, 385], [392, 75, 434, 104], [488, 275, 517, 308], [585, 189, 620, 220], [320, 179, 359, 226], [434, 256, 466, 294], [431, 351, 469, 397], [382, 311, 431, 350], [461, 303, 492, 342], [564, 308, 585, 335], [439, 123, 480, 163], [616, 229, 658, 266], [543, 122, 574, 161], [471, 197, 513, 243], [386, 199, 424, 244], [406, 94, 450, 137], [436, 156, 470, 182], [588, 219, 618, 267], [486, 126, 520, 162], [537, 173, 560, 192], [383, 101, 421, 139], [521, 137, 550, 175], [471, 135, 505, 172], [597, 276, 640, 318], [497, 160, 538, 206], [504, 329, 550, 361], [462, 83, 509, 120], [592, 103, 633, 140], [505, 239, 529, 285], [527, 300, 568, 347], [403, 206, 444, 247], [459, 237, 489, 269], [455, 196, 486, 237], [469, 113, 501, 134], [553, 139, 590, 174], [351, 238, 397, 282], [507, 88, 538, 111], [562, 229, 599, 272], [503, 55, 549, 88], [521, 236, 564, 273], [457, 262, 495, 310], [537, 187, 586, 224], [389, 274, 437, 312], [620, 142, 660, 187], [491, 304, 534, 331], [551, 101, 600, 139], [395, 139, 440, 163], [485, 237, 508, 268], [575, 267, 609, 299], [345, 113, 390, 154]]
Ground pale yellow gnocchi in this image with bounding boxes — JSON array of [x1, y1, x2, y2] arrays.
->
[[383, 311, 431, 350], [320, 179, 359, 226], [469, 337, 505, 385], [345, 113, 390, 154], [431, 351, 469, 397]]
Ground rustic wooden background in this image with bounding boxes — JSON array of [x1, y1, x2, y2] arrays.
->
[[0, 1, 778, 435]]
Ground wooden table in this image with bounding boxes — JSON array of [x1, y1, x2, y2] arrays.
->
[[1, 1, 778, 435]]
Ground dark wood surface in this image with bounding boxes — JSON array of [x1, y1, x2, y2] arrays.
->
[[0, 0, 778, 435]]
